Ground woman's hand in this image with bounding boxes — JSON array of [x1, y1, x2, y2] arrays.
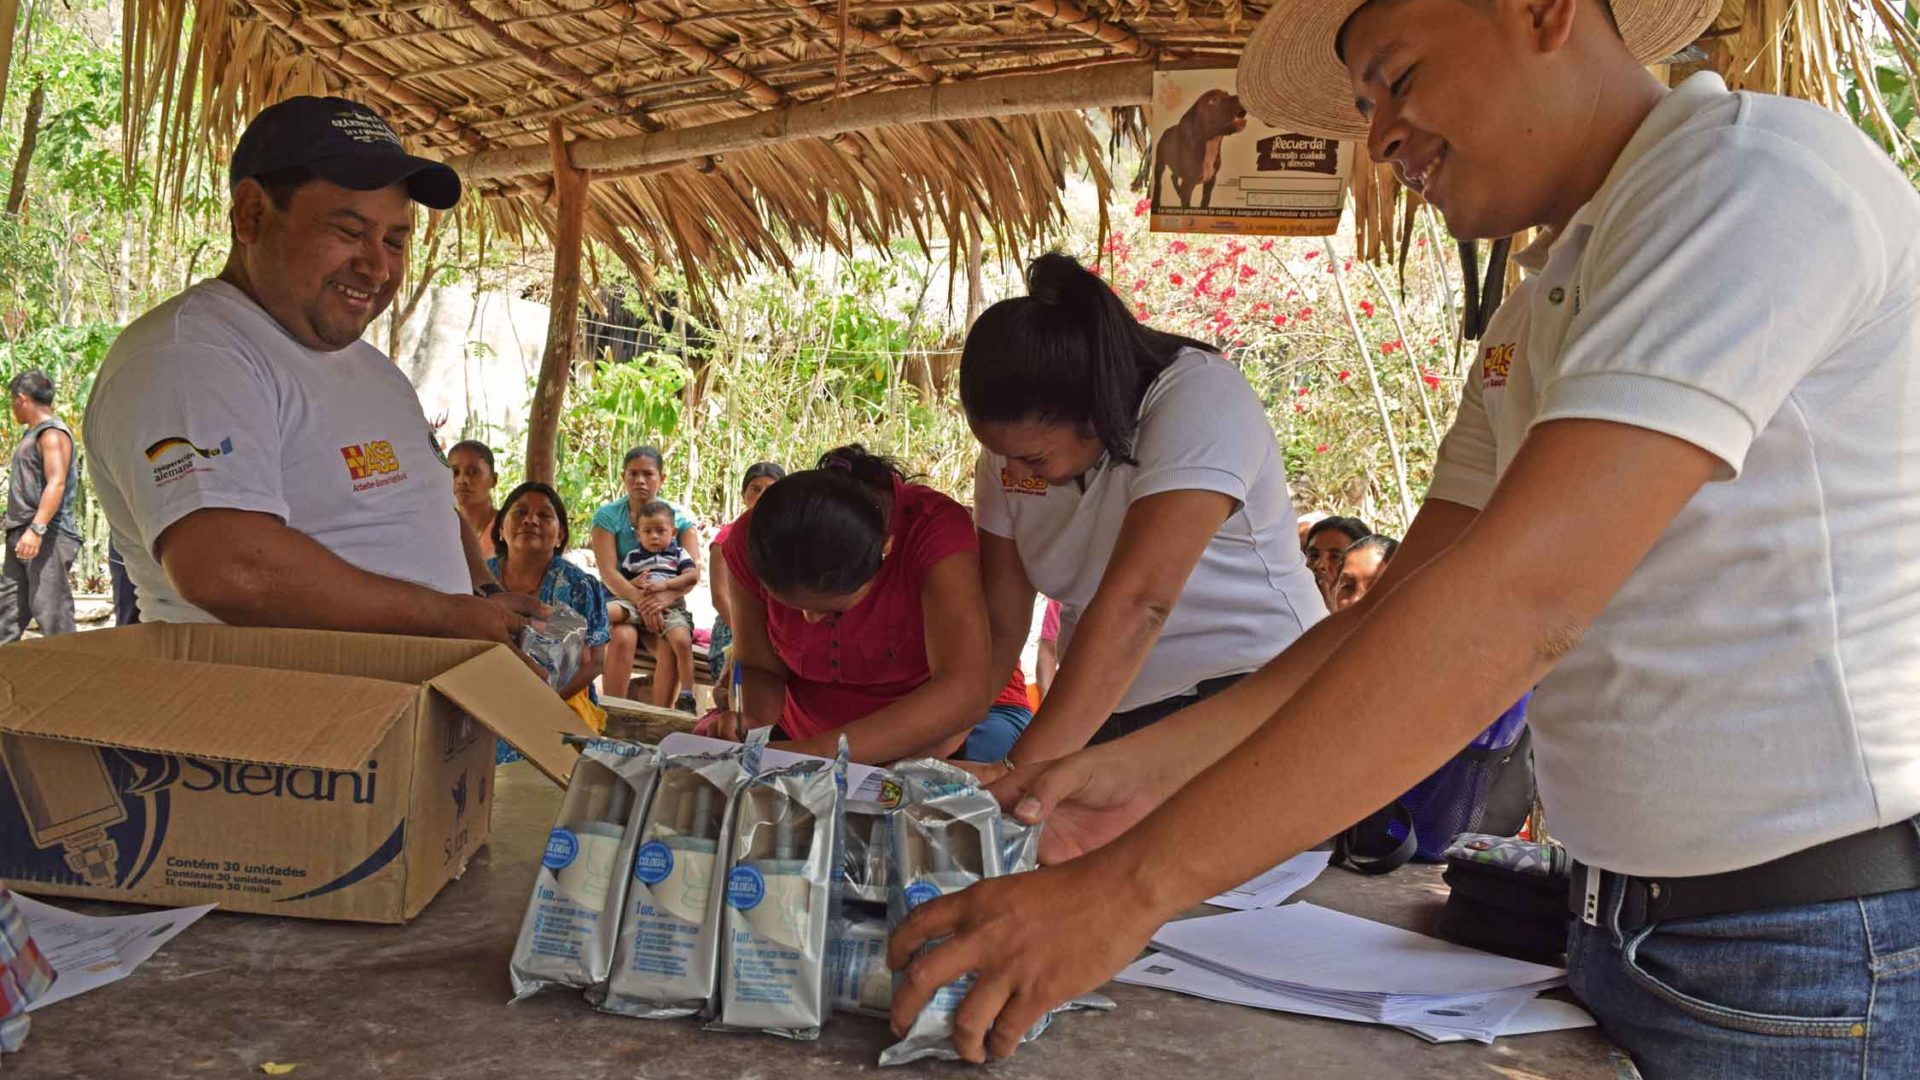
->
[[641, 608, 665, 634], [708, 710, 747, 741], [887, 856, 1168, 1063]]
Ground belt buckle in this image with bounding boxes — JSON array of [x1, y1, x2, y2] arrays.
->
[[1581, 864, 1602, 927]]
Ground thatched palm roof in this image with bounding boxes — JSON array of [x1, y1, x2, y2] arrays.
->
[[123, 0, 1266, 289], [122, 1, 1919, 294]]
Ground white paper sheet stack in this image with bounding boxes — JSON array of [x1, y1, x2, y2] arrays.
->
[[1121, 903, 1587, 1044]]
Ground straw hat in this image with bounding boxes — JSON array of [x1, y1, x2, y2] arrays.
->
[[1237, 0, 1721, 141]]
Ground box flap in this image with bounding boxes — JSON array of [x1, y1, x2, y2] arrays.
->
[[29, 623, 494, 684], [0, 645, 416, 771], [427, 645, 594, 786]]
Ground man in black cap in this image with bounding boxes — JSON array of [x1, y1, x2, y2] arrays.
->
[[83, 97, 538, 641]]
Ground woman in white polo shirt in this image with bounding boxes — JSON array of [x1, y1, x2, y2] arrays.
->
[[966, 253, 1325, 773]]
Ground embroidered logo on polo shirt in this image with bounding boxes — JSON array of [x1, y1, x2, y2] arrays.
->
[[999, 468, 1047, 497], [1482, 342, 1516, 390], [341, 439, 409, 492]]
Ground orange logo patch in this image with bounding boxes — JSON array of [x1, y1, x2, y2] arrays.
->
[[1482, 343, 1515, 389], [341, 440, 401, 481], [1000, 468, 1048, 496]]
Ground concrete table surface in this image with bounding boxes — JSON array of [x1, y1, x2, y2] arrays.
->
[[11, 762, 1623, 1080]]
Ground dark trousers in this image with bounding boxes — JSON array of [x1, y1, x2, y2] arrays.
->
[[1089, 673, 1247, 745], [0, 528, 78, 641], [108, 541, 139, 626]]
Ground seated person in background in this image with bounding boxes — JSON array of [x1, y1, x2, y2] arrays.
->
[[449, 440, 501, 561], [715, 445, 1031, 764], [486, 481, 610, 756], [613, 499, 699, 712], [711, 461, 787, 711], [1301, 515, 1370, 603], [591, 445, 701, 701], [1330, 534, 1398, 611]]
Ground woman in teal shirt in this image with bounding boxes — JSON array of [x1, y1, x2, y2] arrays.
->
[[590, 445, 700, 700]]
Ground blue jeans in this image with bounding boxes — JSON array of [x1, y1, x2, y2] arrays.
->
[[1569, 879, 1920, 1078], [961, 704, 1032, 762]]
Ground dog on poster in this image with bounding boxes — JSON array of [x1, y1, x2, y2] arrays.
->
[[1152, 89, 1250, 210]]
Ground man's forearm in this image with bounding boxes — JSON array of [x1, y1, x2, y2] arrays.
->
[[32, 477, 65, 529], [163, 512, 466, 636], [1093, 543, 1559, 919]]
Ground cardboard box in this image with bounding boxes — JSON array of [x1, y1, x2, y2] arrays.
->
[[0, 624, 595, 923]]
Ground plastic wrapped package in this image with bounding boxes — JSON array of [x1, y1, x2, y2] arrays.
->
[[509, 739, 659, 1000], [708, 754, 844, 1039], [599, 747, 751, 1020]]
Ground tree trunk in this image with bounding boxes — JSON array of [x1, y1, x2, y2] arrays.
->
[[964, 218, 986, 328], [0, 1, 20, 122], [523, 122, 590, 486], [5, 79, 45, 216]]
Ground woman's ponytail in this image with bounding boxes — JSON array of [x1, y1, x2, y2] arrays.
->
[[961, 253, 1213, 465]]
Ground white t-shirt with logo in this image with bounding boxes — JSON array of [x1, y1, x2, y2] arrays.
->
[[1428, 73, 1920, 877], [85, 279, 469, 624], [975, 349, 1326, 713]]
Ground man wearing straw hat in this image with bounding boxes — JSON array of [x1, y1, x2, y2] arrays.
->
[[892, 0, 1920, 1072], [84, 98, 541, 642]]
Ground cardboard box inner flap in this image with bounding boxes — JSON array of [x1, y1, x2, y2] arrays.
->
[[0, 625, 592, 783]]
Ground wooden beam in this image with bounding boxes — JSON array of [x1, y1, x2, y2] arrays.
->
[[525, 121, 590, 487], [444, 61, 1153, 181], [1019, 0, 1157, 60], [238, 0, 489, 151], [768, 0, 941, 83], [441, 0, 654, 127], [604, 2, 787, 107]]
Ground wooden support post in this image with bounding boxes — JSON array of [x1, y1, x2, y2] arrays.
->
[[525, 122, 590, 486]]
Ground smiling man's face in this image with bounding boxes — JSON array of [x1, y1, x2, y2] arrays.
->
[[231, 176, 412, 351], [1341, 0, 1577, 239]]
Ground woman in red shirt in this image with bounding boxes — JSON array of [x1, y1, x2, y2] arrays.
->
[[719, 445, 1029, 763]]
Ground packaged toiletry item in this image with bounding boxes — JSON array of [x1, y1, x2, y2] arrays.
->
[[521, 602, 590, 692], [509, 738, 659, 999], [880, 760, 1007, 1065], [599, 746, 750, 1019], [825, 911, 892, 1018], [839, 788, 896, 905], [709, 754, 843, 1039]]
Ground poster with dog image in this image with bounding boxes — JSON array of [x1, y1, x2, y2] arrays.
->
[[1148, 68, 1352, 236]]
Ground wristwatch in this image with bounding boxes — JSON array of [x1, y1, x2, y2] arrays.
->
[[27, 523, 46, 536], [475, 582, 505, 597]]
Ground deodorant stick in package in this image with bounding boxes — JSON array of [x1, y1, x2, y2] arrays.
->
[[509, 738, 659, 1000], [709, 755, 844, 1039], [825, 912, 893, 1019], [599, 747, 750, 1020], [880, 760, 1008, 1066], [839, 790, 895, 905]]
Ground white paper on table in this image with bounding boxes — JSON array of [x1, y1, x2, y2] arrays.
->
[[1150, 902, 1566, 998], [14, 895, 217, 1010], [1116, 952, 1532, 1043], [1206, 850, 1332, 910], [657, 731, 891, 801], [1401, 996, 1598, 1043]]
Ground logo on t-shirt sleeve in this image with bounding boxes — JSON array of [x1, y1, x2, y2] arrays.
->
[[1482, 342, 1515, 389], [146, 435, 233, 486], [999, 468, 1048, 497]]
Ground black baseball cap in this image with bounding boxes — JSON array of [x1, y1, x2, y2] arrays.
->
[[229, 96, 461, 210]]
